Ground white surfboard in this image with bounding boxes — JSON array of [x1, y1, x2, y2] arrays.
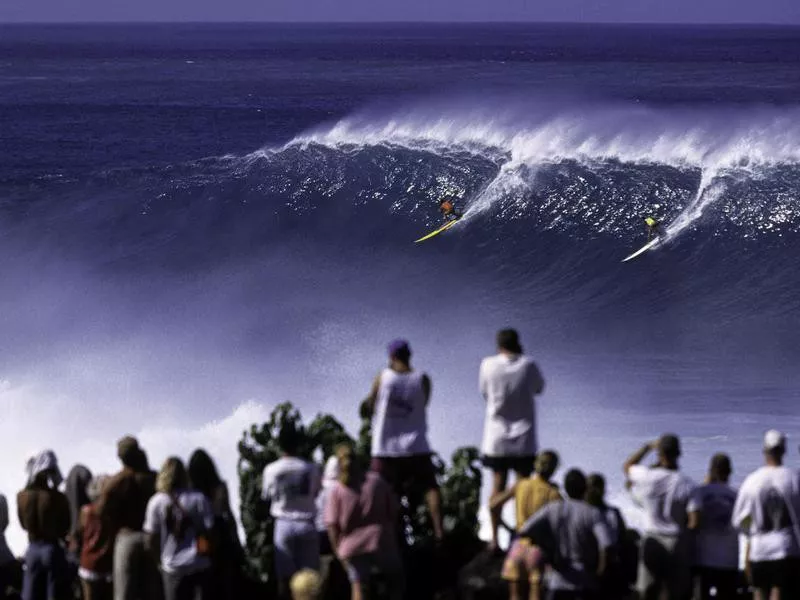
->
[[622, 237, 661, 263]]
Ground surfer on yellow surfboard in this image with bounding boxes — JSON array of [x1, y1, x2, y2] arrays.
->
[[439, 198, 461, 223]]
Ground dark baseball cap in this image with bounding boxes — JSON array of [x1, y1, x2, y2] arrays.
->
[[387, 339, 411, 359]]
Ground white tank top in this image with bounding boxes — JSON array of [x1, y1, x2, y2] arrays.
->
[[371, 368, 431, 457]]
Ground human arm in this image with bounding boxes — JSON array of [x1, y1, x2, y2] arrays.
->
[[142, 496, 161, 564], [731, 483, 751, 531], [686, 487, 702, 531], [531, 363, 545, 395], [324, 486, 341, 557], [593, 517, 613, 577], [623, 440, 658, 478], [360, 374, 382, 419], [422, 374, 431, 406], [0, 496, 8, 532]]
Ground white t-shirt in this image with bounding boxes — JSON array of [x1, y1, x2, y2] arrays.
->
[[687, 482, 739, 569], [732, 465, 800, 562], [479, 353, 544, 457], [143, 490, 214, 575], [261, 456, 321, 521], [371, 368, 432, 457], [628, 465, 694, 536]]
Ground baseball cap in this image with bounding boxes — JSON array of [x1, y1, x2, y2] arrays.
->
[[387, 339, 411, 359], [764, 429, 786, 451]]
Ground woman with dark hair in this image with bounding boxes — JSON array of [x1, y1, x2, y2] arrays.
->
[[143, 457, 215, 600], [187, 449, 244, 599]]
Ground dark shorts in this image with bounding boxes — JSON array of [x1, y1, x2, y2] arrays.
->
[[750, 558, 800, 595], [481, 454, 535, 477], [371, 455, 438, 498]]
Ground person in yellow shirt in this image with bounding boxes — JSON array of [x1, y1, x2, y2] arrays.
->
[[491, 450, 561, 600], [644, 216, 663, 242]]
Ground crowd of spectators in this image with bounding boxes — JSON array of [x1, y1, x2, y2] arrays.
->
[[1, 328, 799, 600]]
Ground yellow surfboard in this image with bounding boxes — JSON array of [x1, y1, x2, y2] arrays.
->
[[414, 218, 460, 243]]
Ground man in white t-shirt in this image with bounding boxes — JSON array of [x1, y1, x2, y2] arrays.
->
[[623, 433, 694, 600], [361, 339, 444, 540], [687, 453, 740, 600], [262, 424, 322, 597], [732, 430, 800, 600], [479, 328, 544, 551]]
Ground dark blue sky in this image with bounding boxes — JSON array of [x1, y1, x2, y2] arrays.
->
[[2, 0, 799, 23]]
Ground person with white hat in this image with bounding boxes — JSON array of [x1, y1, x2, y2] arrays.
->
[[732, 430, 800, 600]]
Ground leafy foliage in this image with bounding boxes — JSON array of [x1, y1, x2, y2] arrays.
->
[[237, 402, 482, 595]]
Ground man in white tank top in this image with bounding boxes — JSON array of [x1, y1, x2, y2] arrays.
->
[[479, 328, 545, 551], [362, 339, 444, 541]]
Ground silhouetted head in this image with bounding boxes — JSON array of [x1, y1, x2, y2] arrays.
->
[[585, 473, 606, 507], [496, 329, 523, 354], [763, 430, 786, 464], [534, 450, 559, 481], [564, 468, 587, 500], [708, 453, 732, 483], [387, 339, 412, 366], [156, 457, 188, 494], [657, 433, 681, 467], [188, 449, 222, 498], [117, 436, 140, 468], [278, 423, 303, 456], [290, 569, 321, 600]]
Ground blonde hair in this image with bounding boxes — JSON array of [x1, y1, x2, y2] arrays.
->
[[289, 569, 321, 600], [334, 442, 359, 487], [87, 474, 110, 502], [156, 457, 188, 494]]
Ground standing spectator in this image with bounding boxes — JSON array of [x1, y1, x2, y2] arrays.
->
[[96, 436, 160, 600], [315, 455, 340, 595], [479, 329, 545, 551], [262, 424, 321, 598], [623, 434, 695, 600], [519, 468, 612, 599], [76, 475, 114, 600], [17, 450, 71, 600], [0, 493, 18, 595], [732, 430, 800, 600], [325, 442, 403, 600], [65, 465, 93, 572], [188, 449, 245, 599], [361, 339, 444, 541], [493, 450, 561, 600], [585, 473, 630, 600], [144, 457, 215, 600], [687, 453, 739, 600]]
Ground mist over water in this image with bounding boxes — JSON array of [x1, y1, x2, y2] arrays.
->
[[2, 23, 800, 553]]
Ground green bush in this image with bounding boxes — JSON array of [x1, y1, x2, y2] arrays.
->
[[237, 402, 483, 593]]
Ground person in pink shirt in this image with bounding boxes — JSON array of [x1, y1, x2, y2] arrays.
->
[[324, 443, 403, 600]]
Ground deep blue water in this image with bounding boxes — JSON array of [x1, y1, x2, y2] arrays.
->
[[1, 24, 800, 536]]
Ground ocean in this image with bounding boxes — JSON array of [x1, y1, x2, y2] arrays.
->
[[2, 23, 800, 552]]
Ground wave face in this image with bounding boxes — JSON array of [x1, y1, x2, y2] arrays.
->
[[12, 98, 799, 323]]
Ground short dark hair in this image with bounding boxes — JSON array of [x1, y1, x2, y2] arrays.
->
[[564, 468, 587, 500], [658, 434, 681, 459], [709, 453, 732, 479], [497, 329, 522, 354], [278, 423, 303, 455], [535, 450, 559, 479]]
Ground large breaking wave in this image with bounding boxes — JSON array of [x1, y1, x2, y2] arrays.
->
[[3, 97, 800, 318]]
